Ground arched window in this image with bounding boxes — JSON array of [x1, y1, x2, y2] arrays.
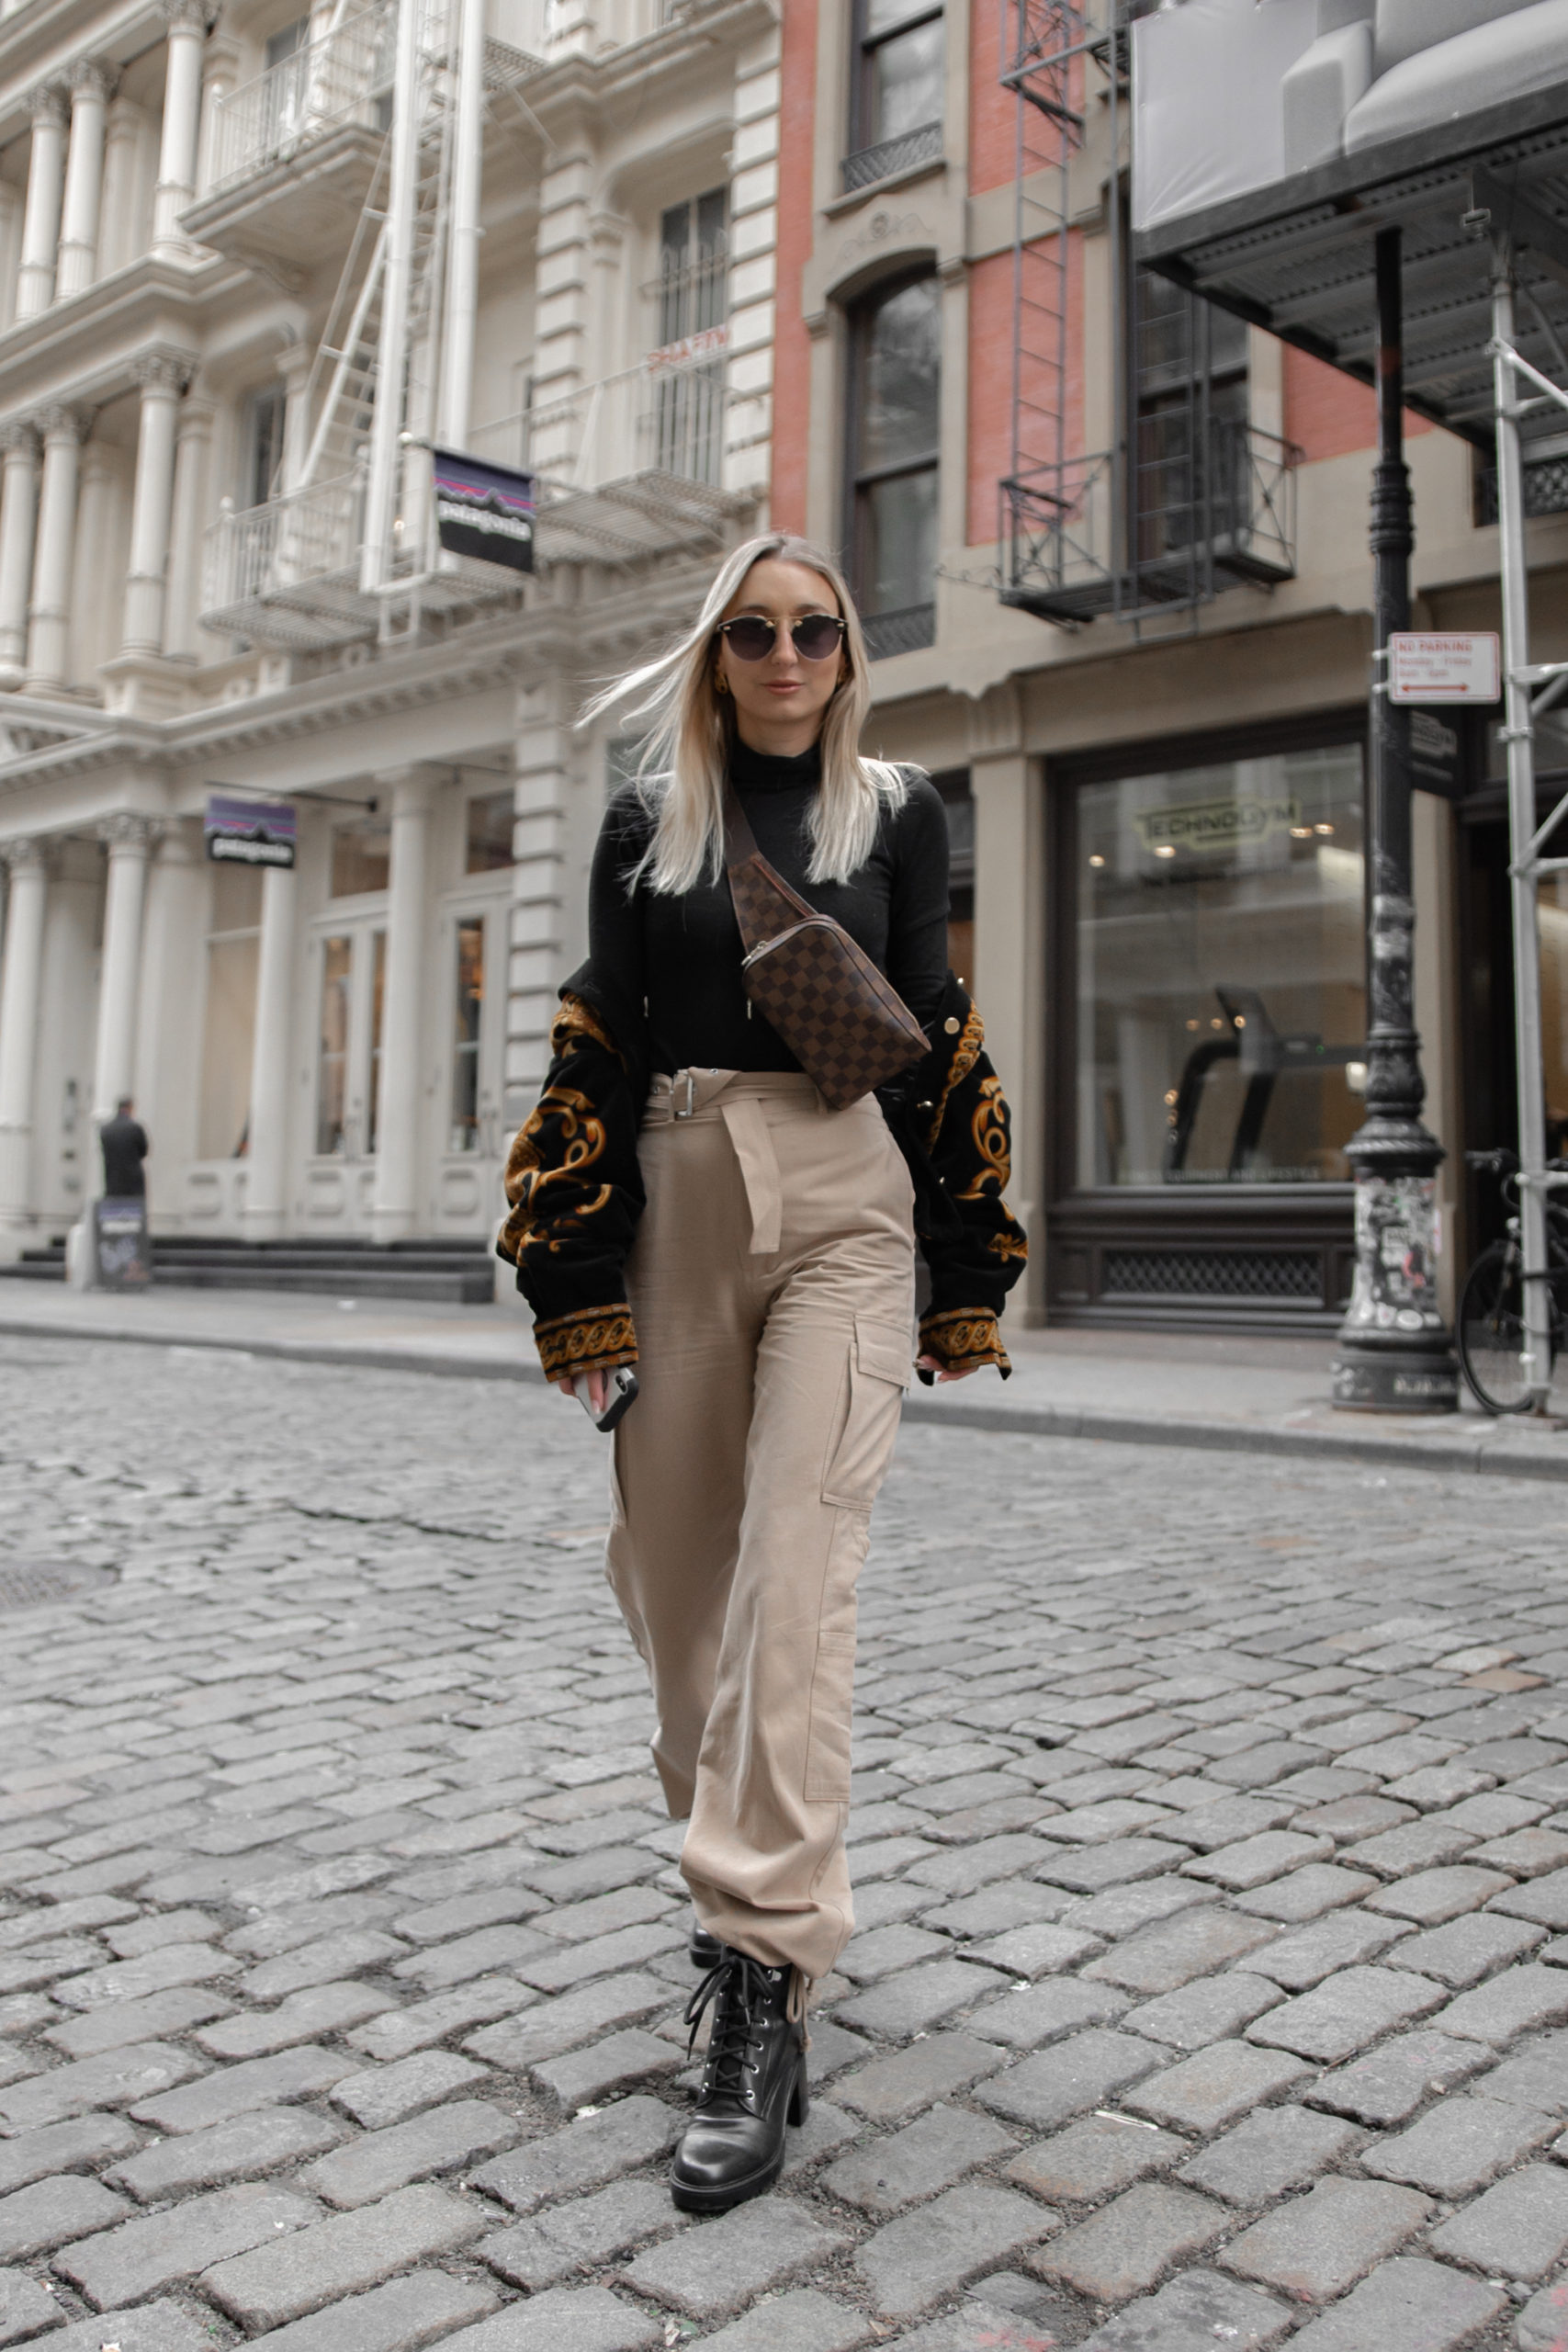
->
[[849, 271, 940, 660]]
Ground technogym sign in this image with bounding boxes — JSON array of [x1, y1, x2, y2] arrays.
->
[[1134, 797, 1300, 855]]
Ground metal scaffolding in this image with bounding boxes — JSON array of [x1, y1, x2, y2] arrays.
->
[[1484, 191, 1568, 1405], [1130, 40, 1568, 1409]]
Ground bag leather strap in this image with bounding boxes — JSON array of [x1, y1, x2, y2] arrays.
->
[[722, 783, 818, 945]]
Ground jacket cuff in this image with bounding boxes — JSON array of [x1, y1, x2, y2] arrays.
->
[[534, 1305, 638, 1384], [917, 1306, 1011, 1384]]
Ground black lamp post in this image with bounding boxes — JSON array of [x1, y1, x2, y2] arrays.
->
[[1331, 226, 1460, 1411]]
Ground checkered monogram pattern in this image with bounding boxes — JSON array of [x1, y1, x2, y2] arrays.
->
[[726, 787, 929, 1111]]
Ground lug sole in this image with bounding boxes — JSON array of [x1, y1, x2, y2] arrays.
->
[[670, 2140, 788, 2214]]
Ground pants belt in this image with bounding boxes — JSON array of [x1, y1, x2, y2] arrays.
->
[[646, 1069, 822, 1254]]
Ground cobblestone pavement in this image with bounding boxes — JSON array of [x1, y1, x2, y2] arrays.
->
[[4, 1336, 1568, 2352]]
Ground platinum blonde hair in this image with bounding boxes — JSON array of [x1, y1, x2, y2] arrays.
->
[[581, 533, 908, 894]]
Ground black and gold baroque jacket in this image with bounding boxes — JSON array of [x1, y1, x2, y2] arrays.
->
[[496, 970, 1027, 1385]]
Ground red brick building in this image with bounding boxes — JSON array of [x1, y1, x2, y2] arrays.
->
[[768, 0, 1568, 1335]]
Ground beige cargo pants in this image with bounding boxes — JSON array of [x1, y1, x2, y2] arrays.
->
[[606, 1069, 916, 1983]]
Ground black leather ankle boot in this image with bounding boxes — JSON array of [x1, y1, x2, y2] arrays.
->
[[689, 1918, 725, 1969], [670, 1950, 807, 2212]]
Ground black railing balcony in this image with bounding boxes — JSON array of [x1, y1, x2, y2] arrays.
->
[[841, 120, 942, 194], [1475, 449, 1568, 525], [1001, 423, 1298, 625]]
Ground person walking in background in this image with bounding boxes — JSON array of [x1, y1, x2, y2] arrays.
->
[[99, 1097, 148, 1199], [497, 532, 1026, 2215]]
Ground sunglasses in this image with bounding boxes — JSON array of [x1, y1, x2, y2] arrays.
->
[[716, 614, 847, 663]]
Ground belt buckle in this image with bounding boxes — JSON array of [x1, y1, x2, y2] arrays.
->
[[674, 1070, 696, 1120]]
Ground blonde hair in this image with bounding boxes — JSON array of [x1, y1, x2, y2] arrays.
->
[[581, 533, 908, 894]]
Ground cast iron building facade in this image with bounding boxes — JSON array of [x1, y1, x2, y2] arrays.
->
[[0, 0, 777, 1275]]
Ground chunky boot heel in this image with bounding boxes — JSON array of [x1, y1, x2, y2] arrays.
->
[[670, 1952, 807, 2214]]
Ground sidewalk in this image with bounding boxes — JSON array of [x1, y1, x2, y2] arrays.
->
[[4, 1277, 1565, 1483]]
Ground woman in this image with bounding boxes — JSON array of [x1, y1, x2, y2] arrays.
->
[[498, 533, 1025, 2215]]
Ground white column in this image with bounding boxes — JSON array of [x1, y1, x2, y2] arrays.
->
[[71, 441, 118, 677], [91, 815, 154, 1129], [504, 682, 568, 1119], [0, 840, 48, 1252], [56, 61, 115, 300], [25, 407, 85, 695], [122, 357, 188, 655], [243, 862, 298, 1241], [16, 86, 67, 320], [370, 771, 433, 1242], [528, 148, 594, 479], [154, 0, 209, 257], [724, 24, 781, 499], [134, 820, 203, 1170], [96, 95, 143, 279], [0, 424, 39, 687], [195, 28, 242, 202], [164, 393, 215, 660]]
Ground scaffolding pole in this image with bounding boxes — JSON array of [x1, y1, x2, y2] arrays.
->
[[1489, 233, 1557, 1408]]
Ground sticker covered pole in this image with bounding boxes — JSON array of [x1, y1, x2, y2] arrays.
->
[[1331, 225, 1459, 1411]]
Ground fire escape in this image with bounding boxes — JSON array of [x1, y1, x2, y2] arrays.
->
[[998, 0, 1301, 628], [194, 0, 747, 652]]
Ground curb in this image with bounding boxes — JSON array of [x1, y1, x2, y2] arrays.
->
[[3, 1308, 1565, 1485], [902, 1394, 1568, 1483]]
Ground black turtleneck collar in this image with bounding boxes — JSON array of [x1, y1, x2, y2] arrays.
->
[[729, 736, 822, 793]]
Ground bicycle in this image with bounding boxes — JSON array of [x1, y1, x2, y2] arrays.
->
[[1457, 1148, 1568, 1414]]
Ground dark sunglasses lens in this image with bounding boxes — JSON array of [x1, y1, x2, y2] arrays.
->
[[793, 616, 844, 661], [724, 618, 774, 662]]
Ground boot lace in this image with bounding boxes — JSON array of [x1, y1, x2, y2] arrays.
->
[[683, 1951, 774, 2103]]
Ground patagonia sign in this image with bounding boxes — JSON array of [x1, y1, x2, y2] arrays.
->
[[433, 448, 536, 573], [1134, 797, 1300, 856], [204, 795, 297, 868]]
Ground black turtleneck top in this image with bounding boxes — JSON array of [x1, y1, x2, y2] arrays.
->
[[586, 740, 951, 1077]]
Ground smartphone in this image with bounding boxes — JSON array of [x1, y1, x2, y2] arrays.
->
[[578, 1367, 638, 1434]]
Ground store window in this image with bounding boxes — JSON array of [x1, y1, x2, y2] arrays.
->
[[846, 0, 943, 191], [849, 272, 941, 661], [652, 189, 728, 485], [1074, 741, 1366, 1187], [243, 385, 286, 511], [263, 15, 311, 150], [466, 789, 514, 874], [330, 816, 390, 898], [197, 865, 263, 1159], [451, 918, 485, 1152], [932, 768, 974, 983]]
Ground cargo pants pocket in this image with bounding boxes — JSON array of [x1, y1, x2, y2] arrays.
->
[[819, 1317, 912, 1511], [807, 1317, 911, 1802]]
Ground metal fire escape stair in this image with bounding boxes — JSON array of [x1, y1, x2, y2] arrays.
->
[[998, 0, 1299, 630], [203, 0, 520, 650]]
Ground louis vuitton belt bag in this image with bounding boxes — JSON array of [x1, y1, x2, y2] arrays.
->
[[723, 784, 928, 1112]]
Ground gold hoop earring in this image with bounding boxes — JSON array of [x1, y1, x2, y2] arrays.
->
[[715, 673, 729, 696]]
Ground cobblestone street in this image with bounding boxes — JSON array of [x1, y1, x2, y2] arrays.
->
[[4, 1333, 1568, 2351]]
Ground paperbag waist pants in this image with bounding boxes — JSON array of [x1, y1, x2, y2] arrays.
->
[[606, 1068, 916, 1982]]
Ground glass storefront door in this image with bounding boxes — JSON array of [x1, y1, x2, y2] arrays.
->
[[305, 922, 385, 1228], [434, 903, 506, 1231]]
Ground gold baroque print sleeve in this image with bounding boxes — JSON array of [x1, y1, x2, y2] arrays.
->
[[497, 993, 646, 1382], [901, 977, 1027, 1382]]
